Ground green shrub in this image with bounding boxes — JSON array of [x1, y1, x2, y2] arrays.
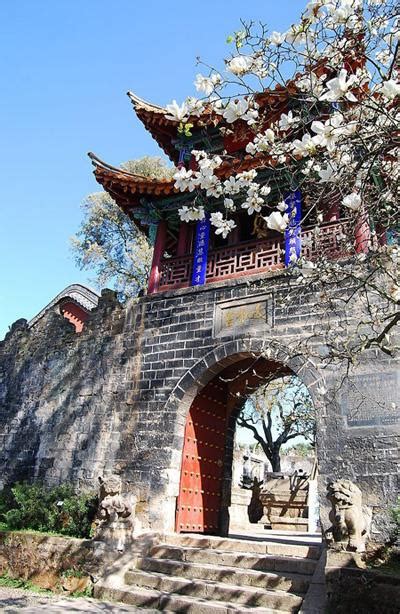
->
[[0, 482, 98, 538], [391, 497, 400, 536], [0, 488, 14, 521]]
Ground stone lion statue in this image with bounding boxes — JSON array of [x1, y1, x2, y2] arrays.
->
[[326, 479, 372, 552], [94, 475, 137, 551]]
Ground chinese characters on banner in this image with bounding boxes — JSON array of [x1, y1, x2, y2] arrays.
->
[[284, 190, 302, 266], [191, 215, 211, 286]]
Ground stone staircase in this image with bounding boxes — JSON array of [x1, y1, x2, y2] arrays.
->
[[96, 533, 322, 613]]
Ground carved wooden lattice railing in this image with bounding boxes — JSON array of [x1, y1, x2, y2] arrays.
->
[[206, 236, 284, 283], [301, 219, 350, 260], [158, 220, 350, 292]]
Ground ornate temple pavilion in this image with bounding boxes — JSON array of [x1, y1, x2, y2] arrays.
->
[[88, 86, 369, 295]]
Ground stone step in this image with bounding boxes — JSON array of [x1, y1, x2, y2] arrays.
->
[[150, 545, 318, 575], [163, 533, 321, 560], [133, 557, 310, 593], [123, 568, 303, 611], [268, 518, 309, 533], [95, 584, 288, 613]]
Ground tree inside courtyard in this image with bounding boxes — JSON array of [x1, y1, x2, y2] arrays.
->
[[236, 375, 316, 472]]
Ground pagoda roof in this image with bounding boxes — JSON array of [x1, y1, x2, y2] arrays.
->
[[127, 91, 219, 164], [89, 150, 281, 222], [127, 88, 291, 163], [88, 153, 178, 214]]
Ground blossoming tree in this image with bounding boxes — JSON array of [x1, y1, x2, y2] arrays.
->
[[163, 0, 399, 366], [72, 157, 172, 298]]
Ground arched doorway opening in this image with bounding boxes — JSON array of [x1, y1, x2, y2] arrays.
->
[[175, 353, 318, 536]]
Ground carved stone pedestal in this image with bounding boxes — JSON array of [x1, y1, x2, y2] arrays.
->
[[259, 474, 309, 532], [94, 475, 137, 552]]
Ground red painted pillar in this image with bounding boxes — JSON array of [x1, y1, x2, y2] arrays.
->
[[148, 220, 167, 294], [354, 209, 370, 254], [177, 222, 189, 257]]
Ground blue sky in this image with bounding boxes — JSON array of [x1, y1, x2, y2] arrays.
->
[[0, 0, 306, 339]]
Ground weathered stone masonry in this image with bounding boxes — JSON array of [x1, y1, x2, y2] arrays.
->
[[0, 272, 399, 539]]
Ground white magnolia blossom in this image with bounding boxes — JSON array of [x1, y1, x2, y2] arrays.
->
[[285, 24, 308, 46], [223, 176, 241, 195], [270, 31, 285, 45], [185, 97, 205, 117], [318, 162, 339, 182], [375, 78, 400, 100], [227, 55, 253, 76], [376, 49, 391, 65], [304, 0, 327, 19], [195, 151, 223, 171], [328, 0, 362, 25], [260, 185, 272, 197], [242, 196, 264, 215], [224, 198, 235, 211], [243, 106, 259, 125], [296, 72, 327, 97], [248, 55, 270, 79], [310, 113, 346, 152], [222, 99, 250, 123], [174, 168, 195, 191], [342, 192, 362, 211], [210, 212, 236, 238], [264, 211, 290, 232], [198, 172, 222, 197], [245, 128, 275, 154], [242, 185, 264, 214], [236, 169, 258, 185], [194, 73, 221, 96], [319, 69, 358, 102], [278, 111, 300, 132], [292, 133, 320, 157], [165, 100, 189, 122], [302, 159, 317, 176], [178, 205, 205, 222], [168, 0, 397, 265]]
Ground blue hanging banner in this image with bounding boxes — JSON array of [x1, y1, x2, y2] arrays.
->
[[191, 215, 211, 286], [284, 190, 302, 266]]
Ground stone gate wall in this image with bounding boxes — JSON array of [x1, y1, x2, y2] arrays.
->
[[0, 272, 398, 539]]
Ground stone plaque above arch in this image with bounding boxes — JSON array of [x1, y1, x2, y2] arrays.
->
[[213, 292, 274, 338]]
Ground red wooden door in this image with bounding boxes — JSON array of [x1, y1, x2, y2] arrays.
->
[[176, 378, 228, 533]]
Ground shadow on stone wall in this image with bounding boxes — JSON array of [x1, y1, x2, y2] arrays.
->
[[0, 290, 129, 491]]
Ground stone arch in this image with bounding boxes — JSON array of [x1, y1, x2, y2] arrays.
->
[[168, 336, 323, 445], [162, 336, 325, 534]]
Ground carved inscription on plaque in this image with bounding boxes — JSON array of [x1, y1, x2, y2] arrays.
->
[[341, 371, 400, 428], [214, 293, 273, 337]]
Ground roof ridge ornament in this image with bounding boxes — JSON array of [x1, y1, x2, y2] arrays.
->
[[127, 91, 166, 112], [88, 152, 150, 180]]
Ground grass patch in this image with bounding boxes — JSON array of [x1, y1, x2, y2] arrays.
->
[[0, 525, 72, 538], [0, 574, 51, 594], [0, 573, 93, 599], [70, 586, 93, 598]]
